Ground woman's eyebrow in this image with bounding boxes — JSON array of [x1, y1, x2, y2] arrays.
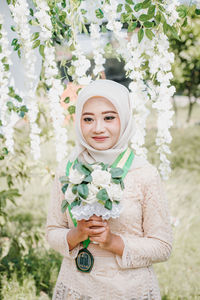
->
[[82, 111, 118, 116], [82, 112, 94, 116]]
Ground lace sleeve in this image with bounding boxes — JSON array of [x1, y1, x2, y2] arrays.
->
[[46, 162, 80, 258], [116, 167, 172, 269]]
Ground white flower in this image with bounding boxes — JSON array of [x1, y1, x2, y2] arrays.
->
[[91, 170, 111, 186], [65, 185, 77, 205], [83, 183, 99, 204], [107, 184, 123, 202], [69, 168, 85, 184]]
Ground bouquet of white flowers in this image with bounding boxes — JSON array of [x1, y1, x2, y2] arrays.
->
[[60, 161, 125, 220]]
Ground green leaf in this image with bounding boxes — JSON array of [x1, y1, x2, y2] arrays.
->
[[59, 176, 69, 184], [14, 94, 23, 102], [75, 163, 91, 176], [68, 105, 75, 114], [182, 17, 188, 27], [72, 185, 78, 194], [163, 21, 169, 35], [128, 21, 137, 32], [71, 198, 81, 208], [101, 25, 107, 33], [39, 44, 45, 58], [117, 4, 123, 13], [148, 5, 156, 17], [143, 21, 154, 28], [110, 168, 124, 178], [4, 64, 9, 71], [76, 87, 82, 95], [11, 38, 18, 46], [195, 9, 200, 15], [61, 200, 69, 213], [134, 3, 143, 12], [125, 4, 132, 13], [64, 96, 70, 103], [141, 0, 151, 9], [31, 32, 39, 41], [95, 8, 104, 19], [105, 199, 112, 210], [11, 25, 15, 31], [29, 8, 34, 16], [155, 12, 161, 24], [62, 183, 68, 194], [145, 28, 154, 40], [96, 188, 109, 201], [139, 14, 152, 22], [32, 39, 40, 49], [112, 178, 121, 184], [77, 184, 88, 199], [126, 0, 134, 4], [14, 44, 20, 51], [83, 175, 92, 183], [158, 4, 165, 12], [120, 180, 125, 190], [138, 27, 144, 43], [176, 5, 187, 18], [7, 101, 14, 110]]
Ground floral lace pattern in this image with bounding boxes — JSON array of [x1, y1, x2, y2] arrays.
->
[[71, 201, 122, 220], [46, 160, 172, 300]]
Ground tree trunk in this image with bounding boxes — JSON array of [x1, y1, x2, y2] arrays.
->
[[186, 96, 196, 123], [172, 95, 177, 126]]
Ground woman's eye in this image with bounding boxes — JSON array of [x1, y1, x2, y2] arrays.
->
[[83, 117, 93, 122], [104, 116, 115, 121]]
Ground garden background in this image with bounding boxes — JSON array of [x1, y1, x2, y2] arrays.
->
[[0, 1, 200, 299]]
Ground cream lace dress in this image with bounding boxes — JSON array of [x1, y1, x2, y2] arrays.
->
[[46, 162, 172, 300]]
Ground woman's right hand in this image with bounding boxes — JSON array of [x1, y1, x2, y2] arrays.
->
[[67, 215, 106, 250]]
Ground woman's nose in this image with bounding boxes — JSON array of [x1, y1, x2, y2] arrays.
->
[[94, 119, 105, 133]]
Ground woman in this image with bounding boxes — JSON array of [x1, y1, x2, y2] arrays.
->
[[46, 79, 172, 300]]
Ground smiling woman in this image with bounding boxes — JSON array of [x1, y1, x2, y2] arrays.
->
[[81, 97, 120, 150], [46, 79, 172, 300]]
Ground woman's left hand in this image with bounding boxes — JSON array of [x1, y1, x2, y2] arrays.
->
[[89, 219, 113, 250]]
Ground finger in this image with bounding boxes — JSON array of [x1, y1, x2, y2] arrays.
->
[[86, 220, 107, 228], [88, 227, 106, 235]]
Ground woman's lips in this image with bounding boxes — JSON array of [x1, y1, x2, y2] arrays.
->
[[92, 136, 108, 142]]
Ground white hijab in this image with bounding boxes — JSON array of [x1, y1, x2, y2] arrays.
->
[[69, 79, 148, 169]]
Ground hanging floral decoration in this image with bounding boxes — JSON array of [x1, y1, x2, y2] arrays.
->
[[8, 0, 41, 160], [1, 0, 192, 178], [33, 0, 68, 162]]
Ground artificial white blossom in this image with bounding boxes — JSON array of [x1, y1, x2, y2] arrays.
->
[[91, 169, 111, 186], [65, 184, 77, 205], [0, 14, 19, 153], [69, 168, 85, 184], [107, 183, 123, 202], [9, 0, 41, 159], [89, 23, 106, 77], [34, 0, 68, 162], [83, 183, 99, 204]]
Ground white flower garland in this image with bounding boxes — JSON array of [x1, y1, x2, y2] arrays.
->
[[64, 1, 91, 85], [0, 14, 19, 153], [148, 33, 175, 179], [9, 0, 41, 160], [34, 0, 68, 162], [89, 23, 106, 77], [103, 0, 149, 158], [125, 33, 151, 159]]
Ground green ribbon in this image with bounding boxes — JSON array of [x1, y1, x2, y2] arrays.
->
[[65, 147, 135, 248]]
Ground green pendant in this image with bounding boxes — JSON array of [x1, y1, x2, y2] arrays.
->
[[75, 248, 94, 273]]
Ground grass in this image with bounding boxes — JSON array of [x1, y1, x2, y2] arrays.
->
[[1, 102, 200, 299]]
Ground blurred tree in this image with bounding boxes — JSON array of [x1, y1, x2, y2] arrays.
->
[[170, 6, 200, 122]]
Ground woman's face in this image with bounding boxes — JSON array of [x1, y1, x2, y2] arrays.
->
[[81, 97, 120, 150]]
